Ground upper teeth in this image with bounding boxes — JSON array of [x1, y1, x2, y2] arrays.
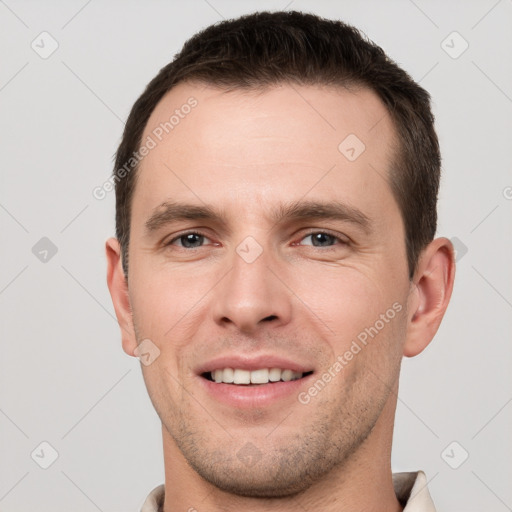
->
[[211, 368, 303, 384]]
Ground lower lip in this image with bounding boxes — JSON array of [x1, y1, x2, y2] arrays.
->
[[199, 374, 314, 408]]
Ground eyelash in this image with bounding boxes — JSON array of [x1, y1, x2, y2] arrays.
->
[[165, 230, 349, 249]]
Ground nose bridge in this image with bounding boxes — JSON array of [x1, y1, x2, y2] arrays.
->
[[212, 235, 291, 332]]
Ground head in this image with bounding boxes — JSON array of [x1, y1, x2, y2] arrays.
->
[[107, 11, 454, 498]]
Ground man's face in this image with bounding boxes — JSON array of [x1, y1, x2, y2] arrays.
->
[[127, 82, 412, 496]]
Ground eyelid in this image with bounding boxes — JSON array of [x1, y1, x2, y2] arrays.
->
[[164, 228, 350, 248], [165, 230, 214, 247], [295, 229, 350, 246]]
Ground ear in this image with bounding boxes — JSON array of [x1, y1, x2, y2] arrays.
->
[[403, 237, 456, 357], [105, 237, 138, 357]]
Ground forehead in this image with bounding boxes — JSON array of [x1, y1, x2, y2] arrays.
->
[[135, 81, 398, 226], [142, 80, 395, 158]]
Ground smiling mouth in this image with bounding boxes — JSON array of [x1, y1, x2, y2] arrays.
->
[[202, 368, 314, 385]]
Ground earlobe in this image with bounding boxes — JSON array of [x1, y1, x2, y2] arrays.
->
[[403, 237, 456, 357], [105, 237, 138, 357]]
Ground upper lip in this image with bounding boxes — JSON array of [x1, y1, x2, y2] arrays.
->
[[195, 354, 315, 375]]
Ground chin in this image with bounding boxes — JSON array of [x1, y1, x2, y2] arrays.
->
[[192, 462, 316, 498]]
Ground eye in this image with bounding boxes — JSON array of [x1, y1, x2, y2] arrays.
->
[[298, 231, 347, 248], [167, 232, 213, 249]]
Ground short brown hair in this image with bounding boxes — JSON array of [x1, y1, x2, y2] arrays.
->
[[113, 10, 440, 278]]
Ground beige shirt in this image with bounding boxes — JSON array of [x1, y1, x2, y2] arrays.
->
[[141, 470, 436, 511]]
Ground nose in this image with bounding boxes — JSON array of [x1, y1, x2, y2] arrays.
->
[[211, 241, 292, 335]]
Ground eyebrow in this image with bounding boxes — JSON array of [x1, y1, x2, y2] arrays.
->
[[144, 199, 372, 235]]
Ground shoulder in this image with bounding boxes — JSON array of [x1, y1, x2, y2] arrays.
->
[[140, 484, 165, 512], [393, 471, 436, 512]]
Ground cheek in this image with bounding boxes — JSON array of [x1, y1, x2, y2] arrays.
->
[[128, 262, 222, 397], [130, 271, 196, 414], [129, 261, 214, 339], [291, 264, 394, 339], [290, 263, 407, 384]]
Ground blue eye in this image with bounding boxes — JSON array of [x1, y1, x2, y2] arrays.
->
[[170, 232, 210, 248], [300, 232, 345, 247], [165, 230, 347, 251]]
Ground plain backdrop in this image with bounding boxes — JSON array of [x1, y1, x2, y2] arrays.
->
[[1, 0, 511, 510]]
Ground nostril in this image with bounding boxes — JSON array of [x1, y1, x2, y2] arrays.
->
[[262, 315, 278, 322]]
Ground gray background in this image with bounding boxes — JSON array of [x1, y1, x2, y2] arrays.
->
[[1, 0, 511, 510]]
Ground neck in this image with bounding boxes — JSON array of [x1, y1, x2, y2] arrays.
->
[[161, 391, 402, 512]]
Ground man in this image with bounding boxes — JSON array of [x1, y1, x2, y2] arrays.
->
[[106, 10, 455, 512]]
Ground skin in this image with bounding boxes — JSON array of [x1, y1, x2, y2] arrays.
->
[[106, 82, 455, 512]]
